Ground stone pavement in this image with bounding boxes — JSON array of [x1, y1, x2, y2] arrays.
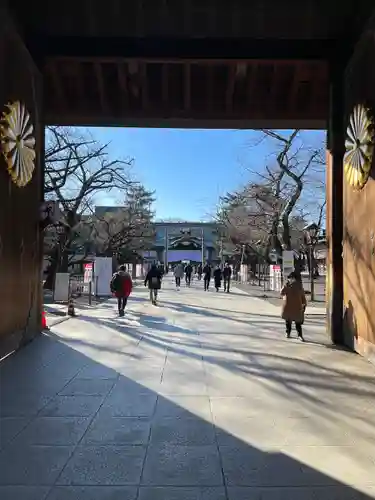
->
[[1, 277, 375, 499], [43, 293, 109, 328]]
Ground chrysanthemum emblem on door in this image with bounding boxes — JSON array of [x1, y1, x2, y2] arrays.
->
[[344, 104, 374, 190], [0, 101, 36, 187]]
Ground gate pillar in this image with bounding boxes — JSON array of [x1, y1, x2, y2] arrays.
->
[[326, 67, 345, 345], [0, 7, 43, 357]]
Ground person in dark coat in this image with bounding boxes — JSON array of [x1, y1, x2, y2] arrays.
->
[[203, 263, 212, 291], [223, 262, 232, 293], [281, 271, 307, 340], [144, 263, 162, 305], [213, 265, 222, 292], [110, 265, 133, 316], [184, 263, 193, 286], [197, 263, 203, 280]]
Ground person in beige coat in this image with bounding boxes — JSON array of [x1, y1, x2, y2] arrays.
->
[[281, 272, 307, 341]]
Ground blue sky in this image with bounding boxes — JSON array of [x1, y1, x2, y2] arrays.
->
[[90, 127, 325, 221]]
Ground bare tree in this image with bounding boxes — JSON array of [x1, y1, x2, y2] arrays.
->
[[93, 185, 155, 259], [43, 126, 134, 289], [260, 130, 325, 250], [217, 130, 326, 266]]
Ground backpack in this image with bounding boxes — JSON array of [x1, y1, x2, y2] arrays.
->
[[110, 273, 122, 292]]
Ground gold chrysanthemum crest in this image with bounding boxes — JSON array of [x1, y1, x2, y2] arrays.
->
[[0, 101, 36, 187], [344, 104, 374, 190]]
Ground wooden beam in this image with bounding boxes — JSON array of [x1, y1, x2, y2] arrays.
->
[[140, 62, 148, 110], [29, 36, 339, 61], [247, 64, 258, 111], [48, 60, 65, 108], [310, 62, 327, 113], [85, 0, 96, 36], [289, 63, 311, 113], [117, 62, 129, 111], [288, 64, 301, 112], [161, 63, 169, 104], [136, 0, 144, 36], [184, 63, 191, 111], [183, 0, 192, 36], [74, 61, 84, 100], [206, 65, 214, 112], [270, 64, 280, 110], [94, 62, 108, 113], [226, 65, 236, 112], [44, 110, 327, 130]]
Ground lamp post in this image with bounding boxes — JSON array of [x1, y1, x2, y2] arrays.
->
[[239, 244, 245, 283], [201, 227, 204, 266], [303, 223, 319, 301]]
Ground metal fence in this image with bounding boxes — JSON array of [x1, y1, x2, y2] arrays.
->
[[233, 264, 326, 302], [69, 274, 99, 305]]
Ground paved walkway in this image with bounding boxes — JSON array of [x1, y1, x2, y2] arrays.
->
[[1, 277, 375, 499]]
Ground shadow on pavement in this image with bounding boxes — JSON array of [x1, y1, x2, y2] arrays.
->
[[1, 328, 374, 499]]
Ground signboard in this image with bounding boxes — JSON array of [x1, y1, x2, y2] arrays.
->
[[84, 263, 93, 282], [270, 264, 282, 292], [94, 257, 112, 296], [83, 263, 94, 294], [282, 250, 294, 281]]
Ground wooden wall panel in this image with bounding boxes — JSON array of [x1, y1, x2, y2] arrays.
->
[[343, 11, 375, 363], [0, 7, 42, 357]]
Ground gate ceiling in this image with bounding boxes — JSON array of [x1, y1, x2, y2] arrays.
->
[[9, 0, 373, 128]]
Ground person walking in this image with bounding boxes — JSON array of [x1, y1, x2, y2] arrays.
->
[[281, 272, 307, 341], [144, 263, 162, 305], [223, 262, 232, 293], [185, 262, 193, 287], [197, 263, 203, 281], [110, 265, 133, 316], [174, 262, 184, 290], [213, 265, 222, 292], [203, 262, 212, 291]]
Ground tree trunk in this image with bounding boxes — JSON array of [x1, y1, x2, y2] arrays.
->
[[281, 213, 292, 250], [59, 248, 70, 273], [305, 249, 319, 276]]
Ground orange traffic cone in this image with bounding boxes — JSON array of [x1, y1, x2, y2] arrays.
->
[[68, 297, 75, 317], [41, 310, 48, 330]]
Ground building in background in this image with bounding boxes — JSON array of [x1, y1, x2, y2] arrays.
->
[[148, 222, 222, 265]]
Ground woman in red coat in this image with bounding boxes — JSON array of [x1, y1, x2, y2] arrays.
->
[[110, 265, 133, 316]]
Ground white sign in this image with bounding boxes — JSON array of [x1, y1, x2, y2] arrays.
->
[[270, 265, 282, 292], [83, 263, 94, 293], [54, 273, 70, 302], [84, 263, 93, 282], [94, 257, 113, 296]]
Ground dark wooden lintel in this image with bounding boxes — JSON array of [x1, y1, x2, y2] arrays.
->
[[161, 64, 169, 104], [289, 65, 301, 112], [30, 36, 339, 62], [94, 62, 108, 113], [74, 60, 84, 99], [49, 61, 65, 108], [226, 65, 236, 112], [206, 65, 214, 112], [117, 62, 129, 110], [184, 63, 191, 111], [140, 62, 148, 110]]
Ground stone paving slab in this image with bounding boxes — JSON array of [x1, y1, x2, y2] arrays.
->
[[0, 276, 374, 499]]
